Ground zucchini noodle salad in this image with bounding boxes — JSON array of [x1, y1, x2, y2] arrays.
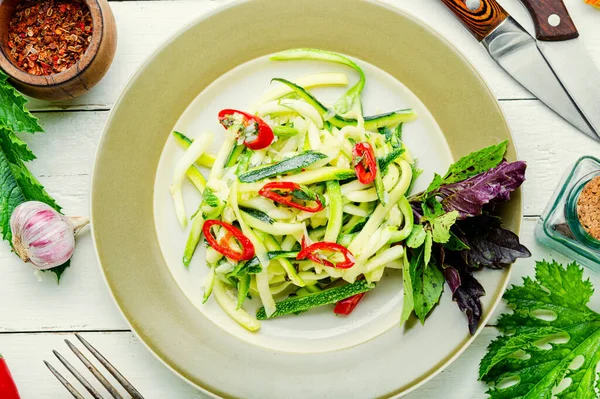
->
[[170, 49, 422, 332]]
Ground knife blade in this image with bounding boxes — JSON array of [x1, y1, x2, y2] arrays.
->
[[439, 0, 598, 140], [519, 0, 600, 138]]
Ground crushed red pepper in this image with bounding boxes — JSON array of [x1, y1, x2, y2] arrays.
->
[[7, 0, 93, 76]]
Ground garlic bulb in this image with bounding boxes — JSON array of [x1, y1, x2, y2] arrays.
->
[[10, 201, 89, 270]]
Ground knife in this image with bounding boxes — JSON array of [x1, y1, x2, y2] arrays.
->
[[519, 0, 600, 139], [439, 0, 598, 140]]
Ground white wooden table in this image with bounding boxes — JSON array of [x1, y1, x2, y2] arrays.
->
[[2, 0, 600, 398]]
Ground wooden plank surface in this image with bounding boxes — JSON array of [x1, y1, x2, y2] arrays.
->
[[22, 0, 600, 111], [1, 0, 599, 398]]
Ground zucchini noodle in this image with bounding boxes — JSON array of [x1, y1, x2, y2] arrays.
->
[[170, 49, 424, 331]]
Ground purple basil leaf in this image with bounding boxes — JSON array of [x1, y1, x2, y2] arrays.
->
[[434, 160, 526, 219], [443, 265, 461, 294], [457, 215, 531, 269], [440, 248, 486, 334], [453, 271, 485, 335]]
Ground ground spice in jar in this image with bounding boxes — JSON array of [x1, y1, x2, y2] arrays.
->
[[7, 0, 93, 76], [577, 176, 600, 240]]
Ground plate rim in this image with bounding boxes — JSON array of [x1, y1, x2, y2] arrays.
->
[[90, 0, 521, 397]]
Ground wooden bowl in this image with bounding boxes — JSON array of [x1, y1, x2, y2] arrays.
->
[[0, 0, 117, 101]]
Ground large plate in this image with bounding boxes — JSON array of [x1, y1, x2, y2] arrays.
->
[[91, 0, 521, 397]]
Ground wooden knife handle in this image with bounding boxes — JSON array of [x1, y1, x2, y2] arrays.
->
[[439, 0, 509, 42], [519, 0, 578, 41]]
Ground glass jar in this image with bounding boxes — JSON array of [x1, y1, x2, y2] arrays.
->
[[535, 156, 600, 271]]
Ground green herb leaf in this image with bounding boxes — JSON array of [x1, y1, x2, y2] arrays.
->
[[0, 130, 35, 162], [480, 260, 600, 398], [408, 161, 423, 195], [429, 211, 459, 244], [444, 231, 470, 251], [424, 231, 433, 267], [406, 224, 427, 248], [442, 141, 508, 185], [423, 141, 508, 195], [0, 70, 43, 134], [400, 254, 414, 325], [409, 247, 444, 323], [0, 76, 66, 281], [0, 131, 59, 242]]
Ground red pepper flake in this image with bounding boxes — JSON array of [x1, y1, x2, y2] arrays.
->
[[7, 0, 93, 76]]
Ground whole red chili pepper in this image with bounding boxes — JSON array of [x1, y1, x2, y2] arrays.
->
[[203, 220, 255, 261], [296, 242, 355, 269], [258, 182, 325, 213], [218, 109, 274, 150], [352, 142, 377, 184], [334, 292, 366, 315], [0, 355, 21, 399]]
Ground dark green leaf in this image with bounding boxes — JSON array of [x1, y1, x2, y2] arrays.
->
[[444, 231, 470, 251], [410, 247, 444, 323], [0, 134, 59, 242], [422, 141, 508, 195], [0, 70, 43, 133], [480, 260, 600, 399], [406, 224, 426, 248]]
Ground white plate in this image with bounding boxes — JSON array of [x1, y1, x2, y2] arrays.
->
[[153, 54, 452, 353]]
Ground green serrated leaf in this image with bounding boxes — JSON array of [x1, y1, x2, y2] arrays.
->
[[442, 141, 508, 185], [480, 260, 600, 399], [0, 77, 67, 281], [406, 224, 426, 248], [0, 130, 36, 162], [422, 141, 508, 196], [47, 260, 70, 282], [0, 140, 59, 241], [0, 70, 43, 133]]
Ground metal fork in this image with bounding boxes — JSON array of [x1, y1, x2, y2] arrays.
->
[[44, 333, 145, 399]]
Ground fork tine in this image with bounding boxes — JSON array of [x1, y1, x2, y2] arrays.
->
[[75, 333, 145, 399], [53, 350, 104, 399], [44, 360, 86, 399], [65, 339, 124, 399]]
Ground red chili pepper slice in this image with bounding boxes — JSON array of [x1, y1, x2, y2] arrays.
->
[[258, 182, 325, 213], [203, 220, 255, 261], [296, 242, 355, 269], [0, 355, 21, 399], [218, 109, 274, 150], [334, 292, 366, 315], [352, 142, 377, 184]]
